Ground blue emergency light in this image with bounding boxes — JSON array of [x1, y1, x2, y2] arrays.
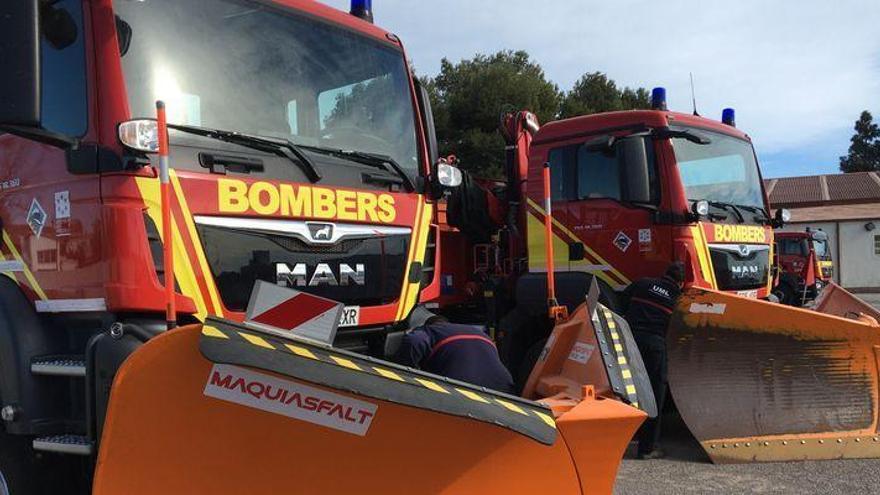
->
[[722, 108, 736, 127], [651, 87, 668, 111], [351, 0, 373, 23]]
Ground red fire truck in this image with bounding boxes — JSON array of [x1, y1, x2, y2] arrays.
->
[[774, 228, 834, 305], [440, 91, 787, 376], [0, 0, 459, 490]]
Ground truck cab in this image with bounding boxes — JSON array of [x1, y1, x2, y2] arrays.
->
[[526, 103, 777, 301], [775, 229, 833, 305], [0, 0, 445, 478]]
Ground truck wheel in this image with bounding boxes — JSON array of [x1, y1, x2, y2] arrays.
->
[[773, 284, 797, 307], [497, 308, 551, 391], [515, 338, 548, 393]]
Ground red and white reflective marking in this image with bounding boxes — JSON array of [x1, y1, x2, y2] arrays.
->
[[204, 364, 377, 436], [245, 281, 343, 343]]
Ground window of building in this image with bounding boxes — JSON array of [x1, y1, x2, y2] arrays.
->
[[874, 234, 880, 256], [548, 137, 657, 203], [40, 0, 89, 136], [37, 249, 57, 264]]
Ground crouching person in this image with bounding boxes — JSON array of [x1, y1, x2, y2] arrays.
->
[[394, 309, 515, 394]]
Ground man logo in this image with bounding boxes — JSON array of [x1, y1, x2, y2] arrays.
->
[[307, 222, 334, 243], [738, 245, 750, 257]]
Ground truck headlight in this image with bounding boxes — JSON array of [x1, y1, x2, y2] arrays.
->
[[118, 119, 159, 153]]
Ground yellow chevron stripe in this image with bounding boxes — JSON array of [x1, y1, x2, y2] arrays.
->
[[202, 325, 229, 339], [400, 202, 433, 317], [330, 356, 362, 371], [1, 230, 47, 300], [373, 367, 405, 382], [455, 388, 490, 403], [169, 171, 224, 316], [238, 332, 275, 350], [395, 198, 424, 321], [526, 198, 631, 286], [414, 378, 449, 394], [534, 411, 557, 429], [690, 225, 718, 289], [285, 344, 318, 360], [135, 177, 209, 320], [495, 399, 528, 416]]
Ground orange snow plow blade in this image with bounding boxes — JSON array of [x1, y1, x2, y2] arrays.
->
[[668, 288, 880, 463], [93, 318, 644, 494], [814, 282, 880, 324]]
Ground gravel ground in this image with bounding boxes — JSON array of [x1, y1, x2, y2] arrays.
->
[[613, 414, 880, 495]]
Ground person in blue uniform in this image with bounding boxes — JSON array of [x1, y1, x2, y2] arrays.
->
[[394, 311, 515, 395], [622, 262, 685, 460]]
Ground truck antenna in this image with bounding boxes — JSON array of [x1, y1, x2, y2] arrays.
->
[[690, 72, 699, 116]]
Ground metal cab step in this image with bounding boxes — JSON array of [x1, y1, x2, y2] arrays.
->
[[32, 434, 93, 456], [30, 356, 86, 377]]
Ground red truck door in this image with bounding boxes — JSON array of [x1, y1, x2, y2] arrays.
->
[[533, 135, 671, 291]]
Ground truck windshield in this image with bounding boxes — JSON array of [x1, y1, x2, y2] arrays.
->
[[113, 0, 420, 177], [813, 239, 830, 258], [672, 128, 766, 211]]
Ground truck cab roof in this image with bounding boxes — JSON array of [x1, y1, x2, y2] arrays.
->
[[535, 110, 751, 145], [275, 0, 402, 48]]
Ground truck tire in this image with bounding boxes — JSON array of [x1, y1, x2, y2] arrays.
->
[[514, 338, 547, 393], [773, 283, 797, 307], [497, 308, 551, 392]]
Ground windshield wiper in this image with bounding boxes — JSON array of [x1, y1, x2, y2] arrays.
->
[[736, 204, 771, 223], [166, 124, 322, 182], [302, 146, 415, 192], [709, 201, 745, 223], [654, 128, 712, 145]]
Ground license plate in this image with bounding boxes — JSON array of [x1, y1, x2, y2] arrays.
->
[[339, 306, 360, 328], [736, 290, 758, 299]]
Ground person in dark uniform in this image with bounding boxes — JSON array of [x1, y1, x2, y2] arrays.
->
[[393, 311, 515, 395], [622, 262, 685, 459]]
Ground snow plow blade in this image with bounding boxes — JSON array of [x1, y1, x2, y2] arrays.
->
[[814, 282, 880, 323], [668, 288, 880, 463], [93, 318, 644, 494]]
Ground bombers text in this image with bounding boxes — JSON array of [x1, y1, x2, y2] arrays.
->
[[218, 179, 397, 223]]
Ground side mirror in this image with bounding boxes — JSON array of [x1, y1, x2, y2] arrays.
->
[[691, 200, 709, 220], [618, 137, 652, 204], [0, 1, 41, 127], [773, 208, 791, 228], [435, 160, 462, 188]]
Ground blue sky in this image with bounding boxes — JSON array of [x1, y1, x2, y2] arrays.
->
[[324, 0, 880, 178]]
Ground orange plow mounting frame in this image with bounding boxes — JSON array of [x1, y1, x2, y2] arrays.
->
[[93, 320, 644, 494], [668, 288, 880, 463]]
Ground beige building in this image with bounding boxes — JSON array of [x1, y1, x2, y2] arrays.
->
[[766, 171, 880, 294]]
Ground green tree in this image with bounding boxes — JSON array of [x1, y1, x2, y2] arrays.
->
[[559, 72, 651, 119], [425, 50, 561, 178], [840, 111, 880, 173]]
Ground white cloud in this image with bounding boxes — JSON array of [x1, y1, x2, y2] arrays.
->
[[323, 1, 880, 161]]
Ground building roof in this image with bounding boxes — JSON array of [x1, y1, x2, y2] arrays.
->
[[785, 203, 879, 223], [765, 171, 880, 208]]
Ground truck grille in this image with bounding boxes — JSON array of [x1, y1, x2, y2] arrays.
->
[[709, 244, 770, 291], [196, 223, 410, 312]]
